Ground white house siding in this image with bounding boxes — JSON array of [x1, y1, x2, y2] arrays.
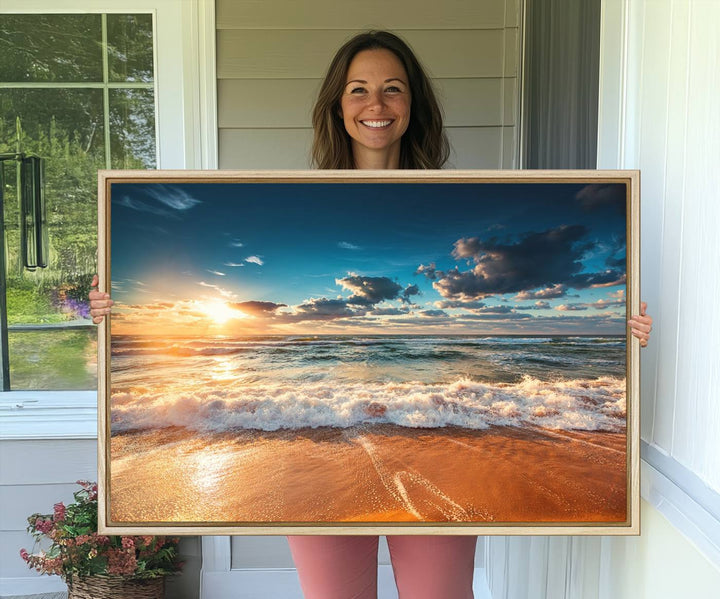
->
[[0, 440, 96, 596], [216, 0, 522, 170]]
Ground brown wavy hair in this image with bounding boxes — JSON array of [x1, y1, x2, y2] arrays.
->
[[311, 31, 449, 170]]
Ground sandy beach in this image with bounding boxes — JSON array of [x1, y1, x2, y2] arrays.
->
[[109, 424, 626, 525]]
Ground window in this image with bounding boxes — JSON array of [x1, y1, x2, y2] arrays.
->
[[0, 13, 156, 390]]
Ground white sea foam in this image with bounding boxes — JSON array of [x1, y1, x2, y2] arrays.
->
[[110, 376, 626, 434]]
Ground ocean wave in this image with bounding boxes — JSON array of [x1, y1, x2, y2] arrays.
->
[[110, 376, 626, 434]]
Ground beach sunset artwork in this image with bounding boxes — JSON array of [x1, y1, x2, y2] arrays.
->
[[102, 173, 637, 532]]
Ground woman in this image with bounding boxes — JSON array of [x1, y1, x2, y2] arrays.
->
[[90, 31, 653, 599]]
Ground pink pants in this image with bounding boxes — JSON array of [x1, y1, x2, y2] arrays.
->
[[287, 535, 477, 599]]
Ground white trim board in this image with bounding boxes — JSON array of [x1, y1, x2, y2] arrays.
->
[[641, 452, 720, 568]]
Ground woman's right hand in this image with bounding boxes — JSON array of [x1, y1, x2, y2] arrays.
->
[[89, 274, 113, 324]]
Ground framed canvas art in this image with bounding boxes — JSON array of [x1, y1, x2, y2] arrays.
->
[[97, 170, 640, 535]]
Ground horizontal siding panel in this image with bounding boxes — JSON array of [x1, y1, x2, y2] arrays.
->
[[503, 77, 517, 125], [1, 531, 54, 578], [218, 78, 512, 128], [217, 30, 507, 79], [502, 126, 519, 168], [218, 79, 319, 128], [505, 0, 521, 28], [217, 0, 508, 30], [0, 483, 81, 531], [219, 128, 313, 169], [218, 126, 513, 170], [230, 536, 295, 569], [446, 126, 505, 169], [504, 28, 519, 77], [0, 440, 96, 485]]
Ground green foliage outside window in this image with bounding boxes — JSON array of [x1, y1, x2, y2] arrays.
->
[[0, 13, 155, 389]]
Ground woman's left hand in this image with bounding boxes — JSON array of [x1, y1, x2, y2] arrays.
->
[[628, 301, 652, 348]]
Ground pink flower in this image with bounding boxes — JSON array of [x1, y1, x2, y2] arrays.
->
[[121, 537, 135, 549], [34, 518, 54, 534], [53, 502, 66, 522], [19, 548, 29, 562], [107, 548, 137, 576]]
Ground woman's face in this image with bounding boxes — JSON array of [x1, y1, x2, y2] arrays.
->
[[340, 49, 411, 165]]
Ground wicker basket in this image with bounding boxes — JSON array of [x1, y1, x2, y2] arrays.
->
[[67, 575, 165, 599]]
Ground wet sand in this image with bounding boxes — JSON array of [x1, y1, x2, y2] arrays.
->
[[109, 424, 627, 525]]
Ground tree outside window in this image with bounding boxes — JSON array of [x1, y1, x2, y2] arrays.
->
[[0, 13, 156, 390]]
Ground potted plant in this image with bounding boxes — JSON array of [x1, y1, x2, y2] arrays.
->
[[20, 480, 182, 598]]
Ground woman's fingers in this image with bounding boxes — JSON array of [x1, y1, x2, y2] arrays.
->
[[89, 274, 113, 324], [628, 302, 652, 348]]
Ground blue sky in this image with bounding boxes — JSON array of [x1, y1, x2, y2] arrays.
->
[[110, 181, 628, 336]]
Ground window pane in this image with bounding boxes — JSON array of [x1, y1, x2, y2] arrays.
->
[[107, 14, 154, 83], [1, 89, 104, 390], [8, 329, 97, 390], [0, 14, 103, 82], [110, 89, 156, 169]]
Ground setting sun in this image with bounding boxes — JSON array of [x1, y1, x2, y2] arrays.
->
[[195, 299, 245, 325]]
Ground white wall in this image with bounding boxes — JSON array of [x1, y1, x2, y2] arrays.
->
[[486, 0, 720, 596]]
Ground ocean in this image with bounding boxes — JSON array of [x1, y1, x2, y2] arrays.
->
[[110, 335, 626, 434]]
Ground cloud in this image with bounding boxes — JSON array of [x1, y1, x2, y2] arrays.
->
[[576, 184, 626, 216], [401, 284, 420, 304], [514, 301, 551, 310], [336, 275, 403, 305], [197, 281, 234, 298], [293, 297, 362, 320], [555, 304, 589, 311], [514, 284, 568, 300], [419, 309, 448, 317], [231, 300, 287, 315], [224, 262, 245, 267], [368, 307, 410, 316], [338, 241, 360, 250], [143, 185, 202, 211], [415, 263, 438, 280], [207, 269, 226, 276], [230, 240, 244, 248], [245, 256, 264, 266], [434, 300, 487, 310], [117, 196, 176, 219], [418, 226, 624, 300]]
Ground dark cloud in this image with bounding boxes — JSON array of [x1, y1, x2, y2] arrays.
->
[[576, 184, 626, 216], [368, 307, 410, 316], [231, 300, 287, 315], [472, 305, 515, 314], [415, 263, 438, 280], [336, 275, 403, 305], [419, 309, 448, 317], [569, 271, 626, 288], [401, 284, 420, 304], [418, 226, 624, 300], [293, 297, 361, 320]]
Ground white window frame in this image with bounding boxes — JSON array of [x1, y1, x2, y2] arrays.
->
[[0, 0, 217, 440]]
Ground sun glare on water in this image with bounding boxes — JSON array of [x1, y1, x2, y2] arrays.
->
[[196, 300, 245, 325]]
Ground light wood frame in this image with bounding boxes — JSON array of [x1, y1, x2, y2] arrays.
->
[[98, 169, 640, 536]]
